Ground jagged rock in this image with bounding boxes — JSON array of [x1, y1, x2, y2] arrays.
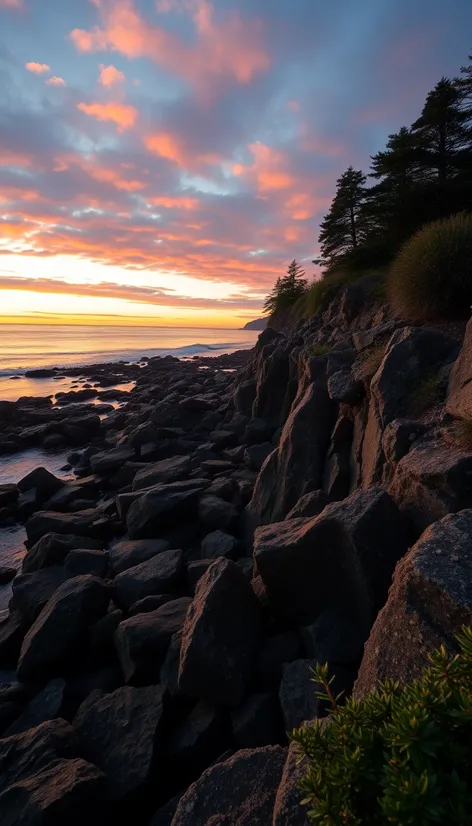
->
[[447, 316, 472, 418], [74, 685, 165, 801], [244, 417, 275, 445], [160, 631, 182, 697], [90, 446, 135, 475], [17, 576, 110, 681], [179, 559, 261, 706], [45, 484, 96, 512], [115, 597, 191, 683], [285, 490, 329, 520], [149, 794, 182, 826], [25, 509, 109, 547], [272, 742, 309, 826], [381, 418, 427, 483], [0, 610, 28, 667], [198, 495, 239, 531], [0, 484, 19, 508], [89, 609, 123, 656], [22, 533, 102, 574], [109, 537, 171, 574], [200, 529, 239, 560], [5, 678, 66, 736], [322, 450, 351, 501], [257, 632, 302, 690], [200, 459, 234, 476], [279, 659, 322, 730], [244, 442, 274, 471], [168, 700, 228, 772], [128, 594, 174, 617], [113, 549, 184, 610], [301, 605, 366, 665], [233, 378, 257, 418], [187, 559, 214, 592], [65, 548, 109, 578], [18, 466, 64, 504], [171, 746, 286, 826], [252, 343, 291, 427], [179, 395, 214, 412], [126, 480, 205, 540], [0, 566, 16, 585], [11, 566, 69, 621], [0, 719, 105, 825], [231, 692, 283, 749], [390, 437, 472, 533], [132, 455, 191, 490], [327, 370, 364, 405], [355, 510, 472, 696]]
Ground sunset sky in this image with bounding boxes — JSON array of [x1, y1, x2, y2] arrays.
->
[[0, 0, 471, 328]]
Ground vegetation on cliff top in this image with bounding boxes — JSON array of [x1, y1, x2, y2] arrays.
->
[[292, 628, 472, 825]]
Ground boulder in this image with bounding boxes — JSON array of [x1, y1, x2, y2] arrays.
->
[[187, 559, 214, 592], [168, 700, 228, 773], [198, 495, 239, 532], [160, 631, 182, 697], [446, 316, 472, 418], [327, 370, 364, 405], [109, 537, 171, 575], [257, 632, 302, 690], [355, 510, 472, 696], [285, 490, 329, 520], [65, 548, 109, 578], [0, 484, 19, 508], [272, 742, 309, 826], [5, 678, 66, 736], [18, 466, 64, 504], [301, 605, 366, 666], [200, 529, 239, 560], [279, 659, 322, 731], [244, 442, 274, 471], [17, 576, 110, 681], [178, 559, 261, 706], [74, 685, 165, 801], [126, 480, 206, 540], [11, 566, 69, 621], [132, 455, 191, 490], [171, 746, 286, 826], [90, 446, 135, 475], [0, 566, 16, 585], [22, 532, 102, 574], [0, 611, 28, 667], [128, 594, 174, 617], [113, 549, 184, 611], [115, 597, 192, 683], [231, 692, 283, 749], [0, 719, 105, 825], [389, 438, 472, 534], [245, 417, 276, 445], [381, 418, 427, 483], [25, 509, 109, 547]]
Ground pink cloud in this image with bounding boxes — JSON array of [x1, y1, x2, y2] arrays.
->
[[26, 62, 51, 75], [144, 131, 222, 171], [46, 76, 66, 87], [98, 64, 125, 86], [0, 0, 22, 7], [77, 101, 138, 130], [234, 143, 294, 192]]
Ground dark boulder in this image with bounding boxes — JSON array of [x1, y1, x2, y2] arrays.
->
[[18, 466, 64, 504], [244, 442, 274, 471], [446, 316, 472, 419], [109, 537, 171, 575], [22, 533, 102, 574], [5, 678, 66, 736], [90, 446, 135, 476], [64, 548, 109, 578], [327, 370, 364, 405], [11, 566, 69, 621], [113, 549, 184, 611], [167, 700, 228, 775], [231, 692, 283, 749], [0, 566, 17, 585], [200, 529, 239, 560], [285, 490, 329, 520], [257, 632, 302, 690], [198, 495, 239, 532], [272, 743, 310, 826], [128, 594, 174, 617], [25, 509, 109, 547], [279, 659, 322, 731], [132, 455, 191, 490], [0, 611, 28, 667], [126, 480, 206, 540]]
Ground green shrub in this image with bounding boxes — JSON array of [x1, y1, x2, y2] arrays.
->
[[409, 374, 444, 415], [389, 213, 472, 321], [292, 628, 472, 825]]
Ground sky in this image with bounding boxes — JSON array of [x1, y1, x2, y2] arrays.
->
[[0, 0, 471, 328]]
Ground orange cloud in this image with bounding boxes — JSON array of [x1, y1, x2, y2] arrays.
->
[[0, 151, 32, 168], [77, 101, 138, 130], [151, 196, 199, 210], [26, 62, 51, 75], [46, 76, 66, 87], [88, 166, 145, 191], [99, 64, 125, 86], [235, 143, 294, 192], [144, 132, 222, 171]]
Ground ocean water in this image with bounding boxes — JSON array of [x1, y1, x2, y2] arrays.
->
[[0, 324, 258, 401]]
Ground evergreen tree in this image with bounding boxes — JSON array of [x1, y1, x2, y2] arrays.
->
[[412, 77, 470, 183], [456, 53, 472, 109], [263, 260, 308, 315], [317, 167, 366, 268]]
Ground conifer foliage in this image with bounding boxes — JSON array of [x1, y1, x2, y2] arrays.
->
[[317, 167, 366, 269], [263, 259, 308, 316]]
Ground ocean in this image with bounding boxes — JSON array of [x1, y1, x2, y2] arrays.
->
[[0, 323, 258, 402]]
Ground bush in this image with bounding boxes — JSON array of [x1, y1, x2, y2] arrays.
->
[[389, 213, 472, 320], [292, 628, 472, 825]]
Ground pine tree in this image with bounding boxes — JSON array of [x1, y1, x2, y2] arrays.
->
[[263, 260, 308, 315], [456, 53, 472, 109], [412, 77, 470, 183], [317, 167, 366, 268]]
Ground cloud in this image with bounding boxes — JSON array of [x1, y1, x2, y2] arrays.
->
[[25, 62, 51, 75], [98, 64, 125, 86], [77, 101, 138, 130], [234, 143, 294, 192], [0, 0, 22, 7], [46, 76, 66, 87]]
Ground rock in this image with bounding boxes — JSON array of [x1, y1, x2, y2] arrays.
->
[[257, 632, 302, 690], [113, 549, 184, 611], [171, 746, 286, 826], [17, 576, 110, 681], [132, 455, 191, 490], [11, 566, 69, 621], [179, 395, 214, 412], [74, 685, 165, 801], [0, 611, 28, 667], [22, 533, 102, 574], [0, 718, 105, 821], [381, 418, 427, 483], [279, 659, 322, 731], [355, 510, 472, 696], [18, 466, 64, 504], [244, 442, 274, 471], [178, 559, 261, 706], [45, 484, 96, 512], [168, 700, 228, 774], [244, 417, 274, 444], [200, 529, 239, 560], [25, 509, 109, 548], [90, 446, 135, 475], [187, 559, 214, 592], [200, 459, 234, 476], [115, 597, 192, 683], [447, 316, 472, 418], [89, 609, 123, 656], [109, 537, 171, 574], [65, 549, 109, 578], [126, 480, 206, 540], [285, 490, 329, 520], [159, 631, 182, 697], [0, 566, 16, 585], [128, 594, 174, 617], [208, 476, 236, 501], [5, 678, 66, 736], [149, 794, 183, 826], [301, 605, 366, 666], [272, 742, 309, 826], [0, 484, 19, 508], [389, 438, 472, 534], [327, 370, 364, 405], [198, 495, 239, 532], [231, 692, 283, 749]]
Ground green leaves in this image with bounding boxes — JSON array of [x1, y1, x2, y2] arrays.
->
[[294, 630, 472, 824]]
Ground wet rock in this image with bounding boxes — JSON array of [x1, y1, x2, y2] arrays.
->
[[178, 559, 261, 706], [171, 746, 286, 826], [115, 597, 191, 683], [0, 484, 19, 508], [113, 549, 184, 611], [18, 466, 64, 504], [126, 480, 206, 540], [11, 566, 69, 622], [74, 685, 165, 801], [22, 532, 102, 574], [17, 575, 110, 681], [89, 445, 136, 475], [45, 484, 96, 512], [25, 509, 110, 548], [355, 510, 472, 696], [132, 455, 191, 490], [200, 529, 239, 560]]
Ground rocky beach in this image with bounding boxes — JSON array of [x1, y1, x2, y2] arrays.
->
[[1, 277, 472, 824]]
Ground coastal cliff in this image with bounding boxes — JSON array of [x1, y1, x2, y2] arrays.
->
[[1, 279, 472, 824]]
